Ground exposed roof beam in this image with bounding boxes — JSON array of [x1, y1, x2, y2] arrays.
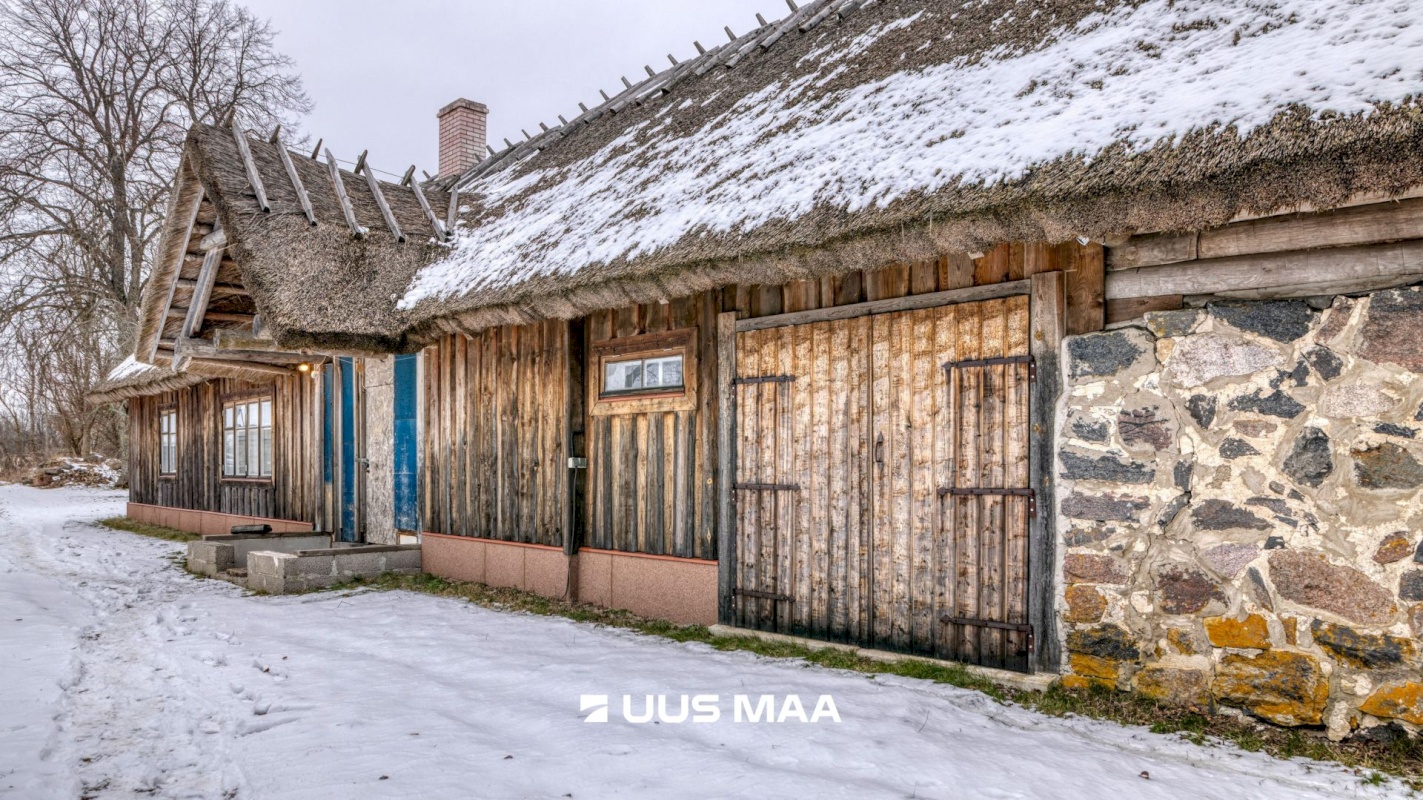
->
[[273, 131, 317, 226], [175, 278, 247, 298], [231, 126, 270, 212], [362, 162, 405, 242], [147, 178, 205, 363], [167, 308, 254, 325], [189, 357, 295, 377], [199, 226, 226, 251], [174, 337, 311, 364], [410, 178, 446, 239], [182, 221, 223, 340], [324, 149, 364, 237]]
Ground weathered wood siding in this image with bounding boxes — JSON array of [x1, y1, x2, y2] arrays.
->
[[585, 294, 720, 560], [128, 376, 320, 522], [421, 320, 568, 546], [732, 297, 1032, 670]]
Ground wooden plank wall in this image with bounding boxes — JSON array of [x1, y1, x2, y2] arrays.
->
[[584, 293, 720, 560], [575, 240, 1101, 564], [421, 319, 568, 546], [726, 242, 1102, 335], [128, 375, 320, 522]]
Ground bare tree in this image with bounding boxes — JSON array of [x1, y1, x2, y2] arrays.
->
[[0, 0, 309, 460]]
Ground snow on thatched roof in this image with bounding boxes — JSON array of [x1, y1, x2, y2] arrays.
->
[[87, 356, 207, 404], [394, 0, 1423, 338]]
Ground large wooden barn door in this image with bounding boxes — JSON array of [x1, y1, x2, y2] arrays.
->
[[731, 296, 1033, 671]]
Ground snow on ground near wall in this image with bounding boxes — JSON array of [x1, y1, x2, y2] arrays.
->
[[400, 0, 1423, 306], [0, 484, 1409, 799]]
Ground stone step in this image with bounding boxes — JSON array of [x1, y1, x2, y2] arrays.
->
[[223, 568, 249, 578]]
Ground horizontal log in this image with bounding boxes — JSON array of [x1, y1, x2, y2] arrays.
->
[[175, 278, 247, 298], [1106, 239, 1423, 300], [736, 278, 1030, 333], [1200, 198, 1423, 261], [187, 357, 294, 377], [166, 308, 254, 324], [1105, 295, 1183, 325], [1185, 273, 1423, 303], [1106, 231, 1196, 271], [174, 337, 312, 364], [1108, 198, 1423, 270]]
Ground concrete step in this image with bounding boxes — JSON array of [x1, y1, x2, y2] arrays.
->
[[223, 568, 248, 578]]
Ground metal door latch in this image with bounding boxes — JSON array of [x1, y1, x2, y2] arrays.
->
[[568, 457, 588, 469]]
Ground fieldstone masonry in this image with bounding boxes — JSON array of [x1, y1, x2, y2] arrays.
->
[[1057, 286, 1423, 740]]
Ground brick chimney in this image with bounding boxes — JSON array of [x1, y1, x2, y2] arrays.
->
[[437, 98, 488, 178]]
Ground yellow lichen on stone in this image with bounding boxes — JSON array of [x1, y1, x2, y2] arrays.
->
[[1360, 682, 1423, 725], [1205, 614, 1271, 649]]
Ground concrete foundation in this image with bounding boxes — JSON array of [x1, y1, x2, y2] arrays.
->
[[422, 533, 718, 625], [187, 532, 331, 576], [128, 501, 313, 538], [247, 544, 423, 594]]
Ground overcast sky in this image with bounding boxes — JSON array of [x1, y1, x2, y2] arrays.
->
[[240, 0, 790, 180]]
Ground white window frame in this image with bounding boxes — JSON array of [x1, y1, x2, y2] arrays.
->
[[222, 396, 274, 479], [159, 407, 178, 476]]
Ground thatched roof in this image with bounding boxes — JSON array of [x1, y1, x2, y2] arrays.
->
[[88, 356, 207, 404], [132, 124, 449, 363], [394, 0, 1423, 338]]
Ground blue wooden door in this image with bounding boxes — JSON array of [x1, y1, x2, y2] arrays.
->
[[393, 354, 419, 533]]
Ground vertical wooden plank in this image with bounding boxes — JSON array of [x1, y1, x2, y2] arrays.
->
[[835, 271, 863, 307], [1059, 240, 1106, 336], [954, 300, 983, 664], [910, 259, 938, 295], [888, 308, 913, 650], [826, 317, 851, 640], [939, 252, 975, 291], [978, 300, 1007, 667], [932, 304, 957, 659], [1030, 271, 1066, 672], [737, 330, 762, 628], [717, 310, 739, 623], [868, 311, 892, 647], [864, 264, 909, 301], [809, 320, 832, 639], [973, 244, 1011, 286], [790, 318, 813, 633], [907, 306, 938, 653], [1004, 296, 1031, 667], [849, 315, 872, 644]]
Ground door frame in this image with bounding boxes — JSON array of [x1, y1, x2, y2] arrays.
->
[[715, 272, 1065, 671], [328, 356, 366, 543]]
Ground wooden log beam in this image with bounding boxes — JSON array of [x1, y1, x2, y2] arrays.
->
[[188, 357, 294, 377], [362, 163, 404, 242], [147, 179, 205, 363], [231, 127, 270, 212], [273, 132, 317, 225], [199, 227, 227, 251], [735, 279, 1030, 333], [182, 223, 224, 339], [167, 308, 254, 325], [175, 278, 247, 298], [324, 148, 364, 237], [715, 310, 737, 625], [1028, 270, 1065, 673], [1108, 197, 1423, 270], [175, 337, 312, 364], [1106, 239, 1423, 300], [410, 178, 446, 240]]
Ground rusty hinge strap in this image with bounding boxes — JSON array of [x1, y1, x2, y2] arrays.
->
[[939, 486, 1036, 517], [733, 375, 796, 385], [734, 588, 794, 602], [943, 354, 1033, 370], [734, 482, 801, 491], [939, 615, 1033, 633]]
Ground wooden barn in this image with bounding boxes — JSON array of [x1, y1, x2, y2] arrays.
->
[[97, 0, 1423, 714]]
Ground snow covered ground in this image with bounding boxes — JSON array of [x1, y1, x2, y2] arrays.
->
[[0, 484, 1409, 799]]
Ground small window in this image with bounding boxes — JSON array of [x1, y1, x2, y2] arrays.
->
[[603, 353, 684, 396], [222, 396, 273, 479], [159, 409, 177, 475], [591, 328, 697, 416]]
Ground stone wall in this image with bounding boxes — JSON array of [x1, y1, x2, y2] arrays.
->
[[1056, 285, 1423, 739]]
